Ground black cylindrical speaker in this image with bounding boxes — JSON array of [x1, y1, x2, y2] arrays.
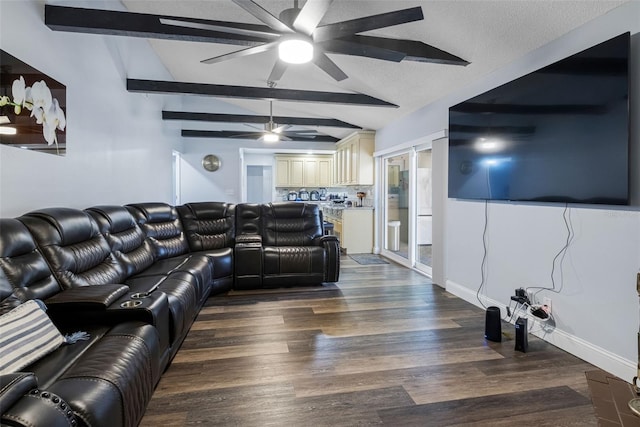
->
[[485, 306, 502, 342]]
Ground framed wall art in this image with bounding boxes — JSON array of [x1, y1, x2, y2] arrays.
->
[[0, 50, 66, 155]]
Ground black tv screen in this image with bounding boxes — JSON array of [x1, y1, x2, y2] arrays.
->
[[448, 32, 630, 205]]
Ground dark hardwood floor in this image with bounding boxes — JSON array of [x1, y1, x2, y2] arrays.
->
[[140, 256, 597, 426]]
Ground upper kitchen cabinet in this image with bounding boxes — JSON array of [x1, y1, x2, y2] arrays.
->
[[334, 131, 375, 186], [275, 155, 333, 187]]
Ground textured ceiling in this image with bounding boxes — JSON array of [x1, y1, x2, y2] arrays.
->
[[121, 0, 627, 139]]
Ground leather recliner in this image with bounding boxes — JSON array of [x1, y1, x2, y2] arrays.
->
[[235, 202, 340, 289], [176, 202, 235, 294]]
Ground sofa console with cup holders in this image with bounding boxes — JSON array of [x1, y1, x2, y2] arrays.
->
[[0, 202, 339, 427]]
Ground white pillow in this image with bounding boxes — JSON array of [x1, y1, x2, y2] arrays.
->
[[0, 300, 65, 374]]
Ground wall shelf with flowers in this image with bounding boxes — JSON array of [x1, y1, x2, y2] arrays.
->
[[0, 50, 66, 156]]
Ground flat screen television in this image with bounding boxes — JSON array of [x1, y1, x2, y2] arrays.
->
[[448, 32, 630, 205]]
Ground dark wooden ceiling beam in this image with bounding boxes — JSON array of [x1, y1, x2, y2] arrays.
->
[[128, 79, 398, 107], [44, 4, 270, 46], [162, 111, 361, 128], [182, 130, 339, 142]]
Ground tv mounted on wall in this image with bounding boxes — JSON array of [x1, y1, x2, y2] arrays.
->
[[448, 32, 630, 205]]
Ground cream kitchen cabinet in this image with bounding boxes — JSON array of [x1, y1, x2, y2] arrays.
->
[[323, 207, 374, 254], [275, 155, 333, 187], [333, 131, 375, 186]]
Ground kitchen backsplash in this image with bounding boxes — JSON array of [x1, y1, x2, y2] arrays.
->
[[275, 186, 374, 207]]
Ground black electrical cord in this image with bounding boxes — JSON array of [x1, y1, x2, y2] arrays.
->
[[476, 200, 489, 309], [527, 203, 574, 302]]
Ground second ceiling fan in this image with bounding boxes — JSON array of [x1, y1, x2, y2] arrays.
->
[[182, 100, 340, 142], [162, 0, 468, 83]]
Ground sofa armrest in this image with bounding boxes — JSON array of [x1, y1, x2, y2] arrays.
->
[[236, 234, 262, 245], [313, 235, 339, 246], [1, 373, 77, 427], [105, 292, 171, 352], [0, 373, 37, 411], [45, 285, 130, 310], [314, 235, 340, 282]]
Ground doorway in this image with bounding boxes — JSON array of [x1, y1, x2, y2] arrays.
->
[[376, 131, 446, 282], [246, 165, 273, 203]]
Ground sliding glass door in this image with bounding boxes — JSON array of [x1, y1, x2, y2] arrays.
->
[[384, 153, 410, 260], [415, 148, 433, 274], [380, 143, 436, 276]]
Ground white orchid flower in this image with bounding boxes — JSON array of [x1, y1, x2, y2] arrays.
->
[[30, 80, 52, 115], [41, 98, 66, 145], [53, 99, 66, 131], [43, 120, 57, 145], [11, 76, 26, 105], [23, 87, 33, 111], [32, 105, 44, 124]]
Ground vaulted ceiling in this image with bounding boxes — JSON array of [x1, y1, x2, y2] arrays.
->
[[49, 0, 627, 141]]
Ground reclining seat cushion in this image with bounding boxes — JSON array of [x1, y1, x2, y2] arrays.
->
[[0, 218, 62, 301], [177, 202, 234, 291], [262, 202, 324, 246], [260, 203, 326, 286], [126, 203, 212, 300], [177, 202, 235, 251], [86, 206, 155, 277], [19, 208, 126, 289]]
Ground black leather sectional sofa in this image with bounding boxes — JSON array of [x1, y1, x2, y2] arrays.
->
[[0, 201, 339, 427]]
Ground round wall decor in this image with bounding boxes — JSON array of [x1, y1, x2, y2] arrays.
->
[[202, 154, 221, 172]]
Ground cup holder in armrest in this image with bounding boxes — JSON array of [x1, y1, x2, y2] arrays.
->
[[120, 300, 142, 308], [130, 292, 149, 299]]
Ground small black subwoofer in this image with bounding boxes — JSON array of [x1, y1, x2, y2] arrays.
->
[[515, 317, 528, 352], [484, 306, 501, 342]]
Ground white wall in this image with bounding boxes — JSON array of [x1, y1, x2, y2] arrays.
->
[[377, 2, 640, 380], [0, 0, 180, 217]]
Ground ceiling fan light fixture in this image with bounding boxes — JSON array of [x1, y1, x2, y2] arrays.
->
[[278, 37, 313, 64], [264, 133, 280, 142]]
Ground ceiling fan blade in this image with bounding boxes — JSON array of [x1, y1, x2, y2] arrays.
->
[[284, 130, 322, 134], [281, 133, 340, 142], [268, 60, 288, 82], [313, 52, 348, 81], [273, 124, 291, 133], [293, 0, 334, 36], [201, 40, 279, 64], [159, 17, 280, 39], [343, 35, 469, 66], [232, 0, 294, 33], [318, 39, 405, 62], [312, 6, 423, 43]]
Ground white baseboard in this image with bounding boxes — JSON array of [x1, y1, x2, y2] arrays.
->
[[446, 279, 636, 382]]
